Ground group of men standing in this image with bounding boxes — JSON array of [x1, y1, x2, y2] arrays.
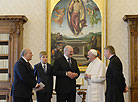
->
[[11, 45, 128, 102]]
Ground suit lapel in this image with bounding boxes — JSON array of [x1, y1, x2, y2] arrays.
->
[[20, 58, 34, 77], [47, 64, 49, 72], [37, 63, 46, 75], [62, 56, 71, 69], [62, 56, 74, 71], [20, 58, 33, 70], [106, 55, 115, 76]]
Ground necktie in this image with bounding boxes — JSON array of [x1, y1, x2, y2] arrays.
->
[[43, 64, 46, 73], [68, 58, 72, 68]]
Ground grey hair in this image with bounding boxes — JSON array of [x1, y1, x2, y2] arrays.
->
[[20, 49, 27, 57], [104, 45, 115, 54], [64, 45, 72, 52]]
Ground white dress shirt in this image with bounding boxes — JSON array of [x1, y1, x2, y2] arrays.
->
[[41, 62, 47, 72]]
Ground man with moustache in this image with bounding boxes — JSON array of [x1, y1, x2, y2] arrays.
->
[[53, 45, 80, 102], [11, 48, 39, 102]]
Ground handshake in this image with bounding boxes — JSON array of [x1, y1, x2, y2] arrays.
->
[[34, 82, 45, 92]]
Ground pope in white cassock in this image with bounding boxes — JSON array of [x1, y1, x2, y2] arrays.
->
[[84, 49, 106, 102]]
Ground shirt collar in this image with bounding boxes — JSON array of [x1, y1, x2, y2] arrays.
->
[[22, 56, 28, 62], [64, 54, 69, 60], [41, 62, 47, 67], [109, 54, 114, 60]]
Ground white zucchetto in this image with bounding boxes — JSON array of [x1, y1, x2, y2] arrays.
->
[[90, 49, 97, 56]]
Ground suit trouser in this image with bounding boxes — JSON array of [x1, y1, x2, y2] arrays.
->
[[12, 96, 32, 102], [56, 92, 76, 102], [105, 90, 124, 102], [36, 92, 52, 102]]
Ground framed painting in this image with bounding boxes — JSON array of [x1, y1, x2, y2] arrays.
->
[[46, 0, 107, 72]]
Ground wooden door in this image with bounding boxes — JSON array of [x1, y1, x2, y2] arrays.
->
[[123, 15, 138, 102]]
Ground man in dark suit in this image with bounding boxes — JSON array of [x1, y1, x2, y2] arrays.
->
[[104, 46, 128, 102], [11, 48, 39, 102], [53, 45, 80, 102], [34, 51, 53, 102]]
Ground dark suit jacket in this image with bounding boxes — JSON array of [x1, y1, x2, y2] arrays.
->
[[11, 57, 37, 98], [34, 63, 53, 93], [105, 55, 126, 102], [53, 56, 80, 94]]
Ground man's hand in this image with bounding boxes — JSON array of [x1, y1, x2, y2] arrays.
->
[[67, 71, 78, 79], [35, 83, 40, 88], [85, 74, 91, 79], [124, 86, 129, 93], [70, 73, 78, 79], [34, 83, 44, 91], [67, 71, 72, 77]]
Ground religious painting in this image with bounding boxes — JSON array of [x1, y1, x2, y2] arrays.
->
[[47, 0, 106, 71], [67, 0, 87, 36]]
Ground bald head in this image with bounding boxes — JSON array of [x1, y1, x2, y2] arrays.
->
[[21, 48, 33, 61], [20, 48, 28, 57]]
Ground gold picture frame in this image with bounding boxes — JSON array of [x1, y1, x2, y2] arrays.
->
[[46, 0, 107, 72]]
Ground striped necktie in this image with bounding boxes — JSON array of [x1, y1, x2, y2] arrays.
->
[[68, 58, 71, 68], [43, 64, 46, 73]]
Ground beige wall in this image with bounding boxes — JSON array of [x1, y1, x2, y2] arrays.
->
[[0, 0, 46, 64], [1, 0, 138, 101]]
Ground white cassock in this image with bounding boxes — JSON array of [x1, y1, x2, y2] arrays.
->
[[85, 57, 106, 102]]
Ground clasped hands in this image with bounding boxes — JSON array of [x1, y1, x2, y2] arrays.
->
[[67, 71, 78, 79]]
